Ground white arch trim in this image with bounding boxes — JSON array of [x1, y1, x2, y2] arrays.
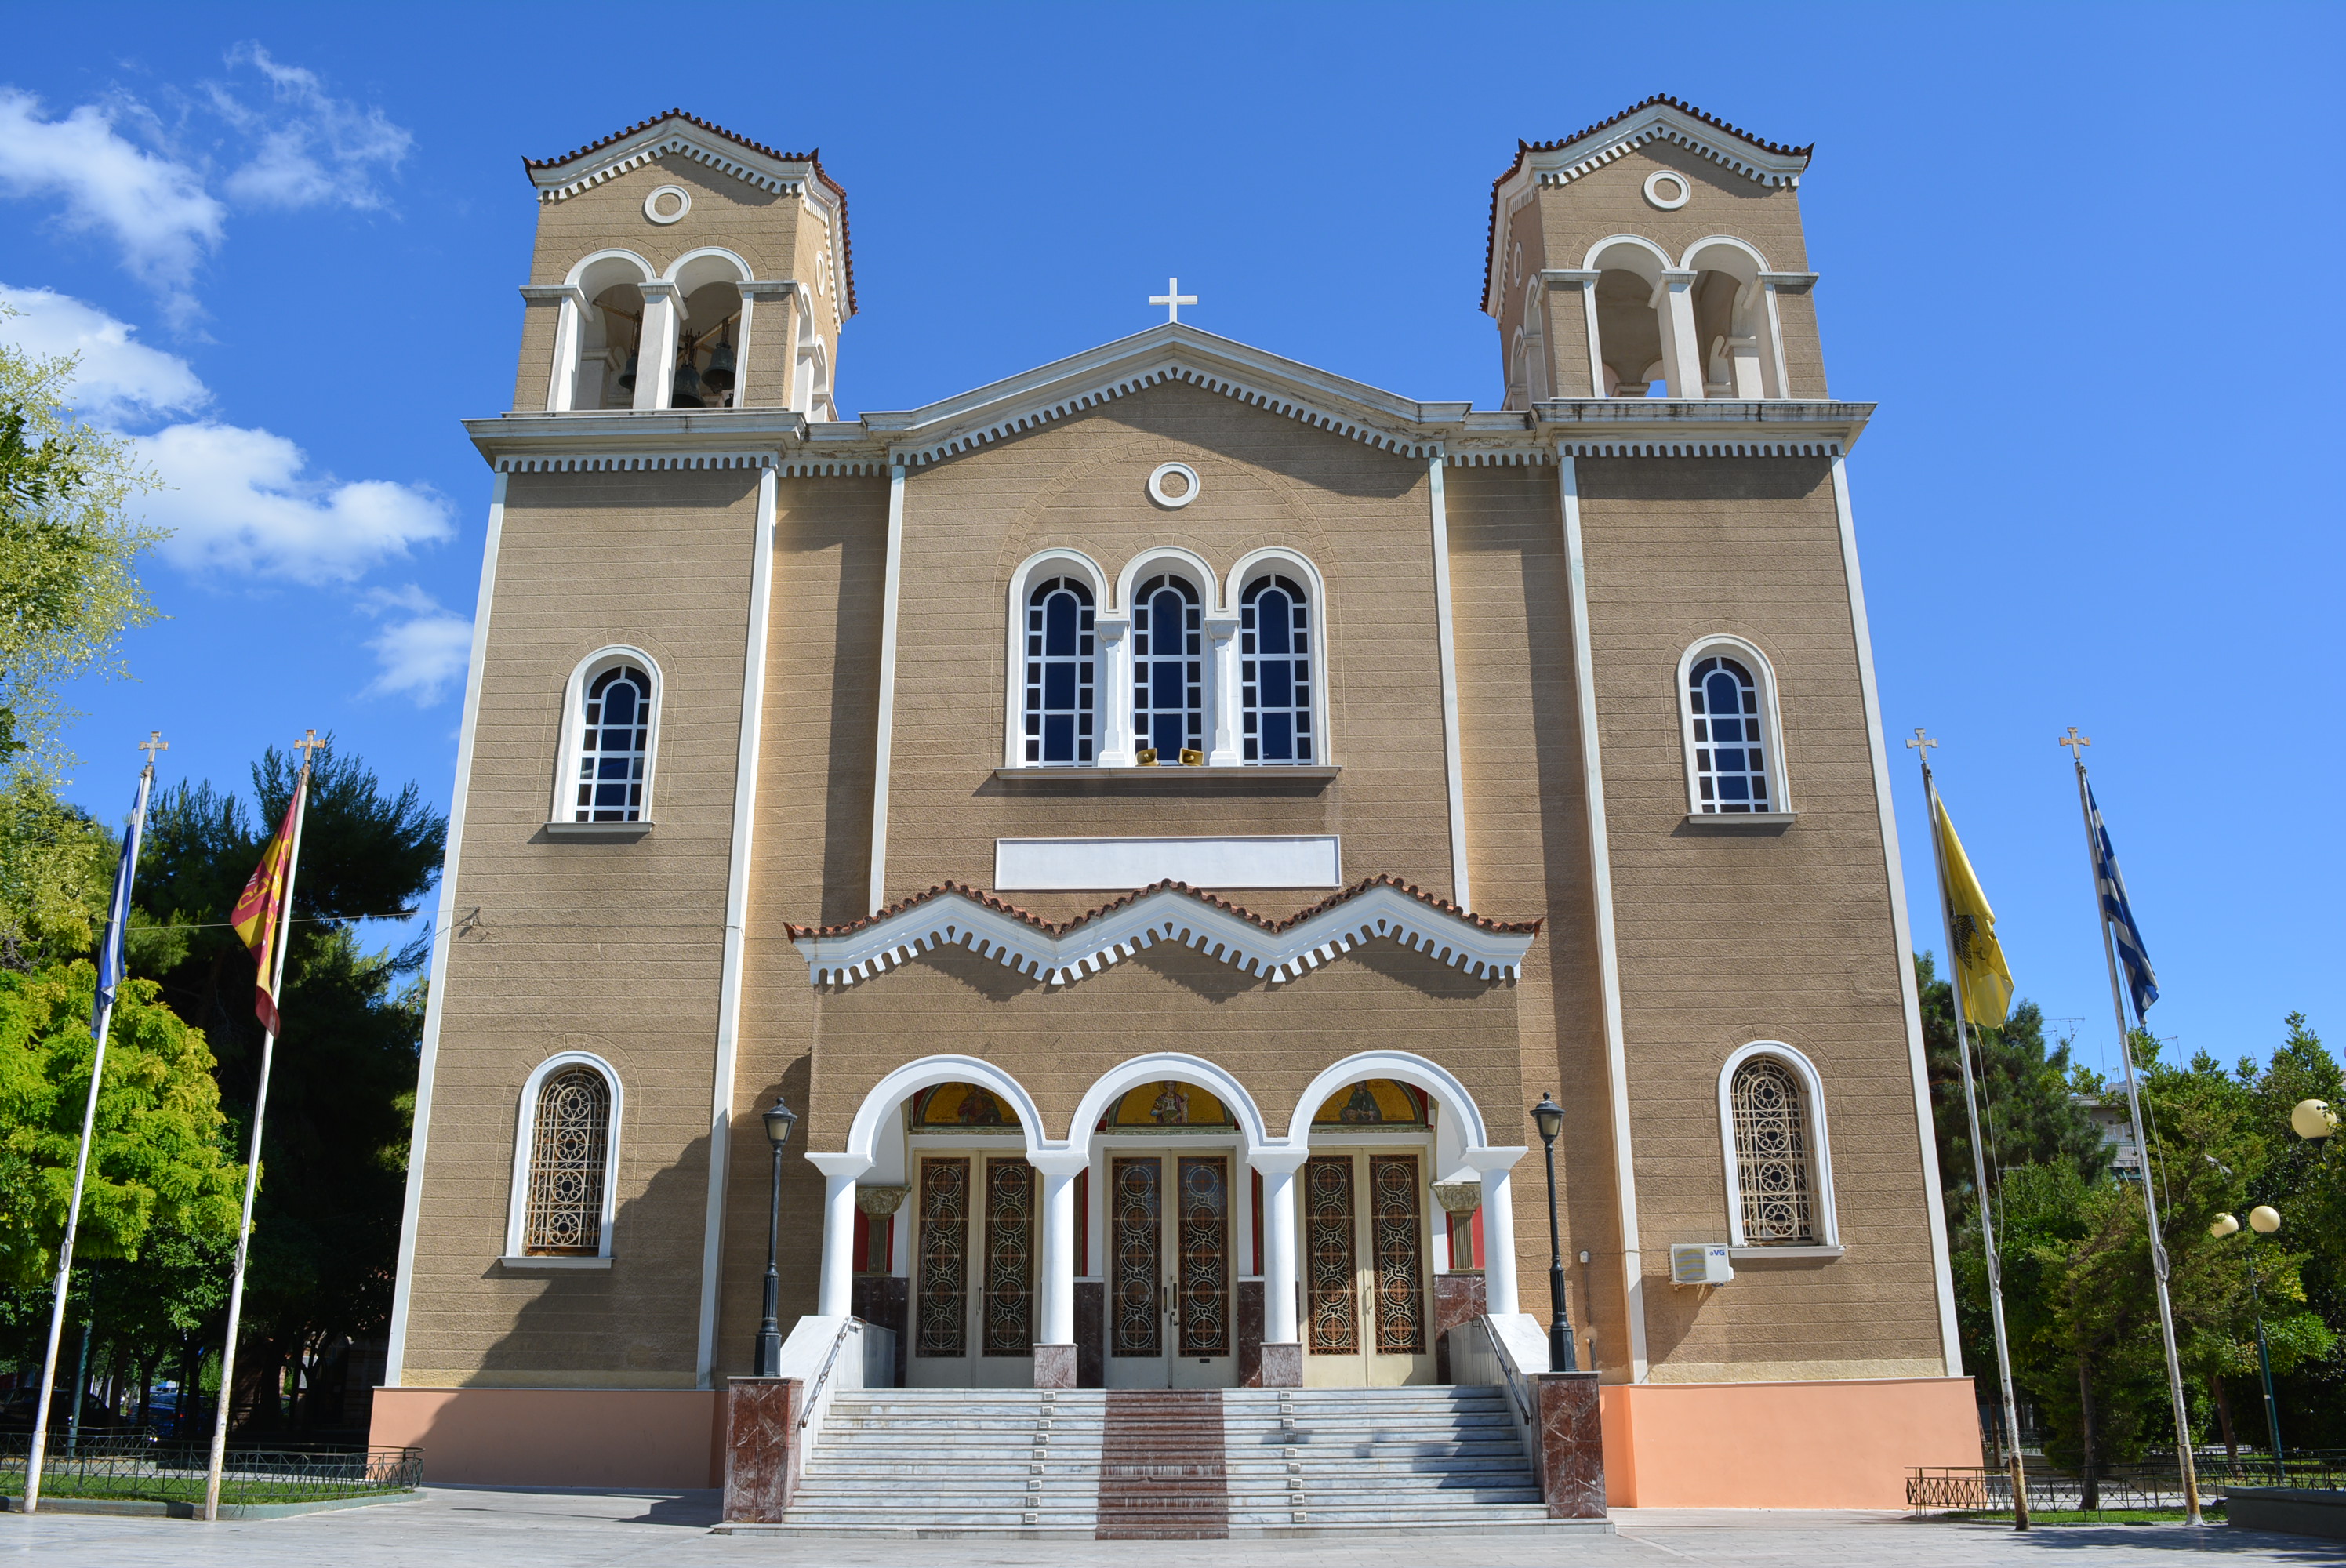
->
[[1581, 233, 1674, 278], [662, 245, 754, 288], [1117, 546, 1222, 615], [1284, 1048, 1491, 1153], [1716, 1040, 1840, 1248], [550, 644, 665, 823], [1675, 633, 1791, 815], [835, 1053, 1052, 1169], [562, 248, 656, 289], [789, 879, 1536, 991], [505, 1050, 625, 1259], [1678, 234, 1771, 277], [1069, 1051, 1273, 1155]]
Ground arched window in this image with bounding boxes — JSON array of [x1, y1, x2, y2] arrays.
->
[[1131, 574, 1203, 763], [573, 663, 653, 821], [1680, 641, 1786, 815], [1240, 574, 1313, 764], [1023, 576, 1095, 765], [507, 1054, 623, 1261], [1716, 1043, 1837, 1250]]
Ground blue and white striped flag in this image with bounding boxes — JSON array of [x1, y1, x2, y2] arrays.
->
[[91, 786, 147, 1028], [2086, 781, 2159, 1020]]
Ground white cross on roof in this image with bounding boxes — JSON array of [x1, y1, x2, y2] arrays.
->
[[1149, 277, 1197, 324]]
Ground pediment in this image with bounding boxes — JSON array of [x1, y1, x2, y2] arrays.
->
[[787, 877, 1539, 989]]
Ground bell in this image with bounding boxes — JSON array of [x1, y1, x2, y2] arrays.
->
[[671, 357, 705, 408], [616, 351, 638, 392], [703, 341, 736, 393]]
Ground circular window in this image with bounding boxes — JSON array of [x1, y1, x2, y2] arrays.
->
[[1147, 462, 1200, 509], [1643, 171, 1690, 211], [644, 185, 692, 225]]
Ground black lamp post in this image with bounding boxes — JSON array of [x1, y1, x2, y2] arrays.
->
[[1530, 1092, 1577, 1372], [754, 1094, 798, 1377]]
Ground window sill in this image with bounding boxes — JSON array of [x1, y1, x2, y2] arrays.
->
[[543, 821, 654, 840], [1680, 811, 1796, 833], [1728, 1244, 1842, 1261], [497, 1254, 613, 1269], [992, 765, 1339, 789]]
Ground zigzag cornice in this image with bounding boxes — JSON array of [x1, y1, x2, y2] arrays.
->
[[787, 877, 1540, 989]]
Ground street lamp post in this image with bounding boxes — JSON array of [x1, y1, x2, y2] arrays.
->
[[2210, 1207, 2285, 1479], [754, 1095, 799, 1377], [1530, 1093, 1577, 1373]]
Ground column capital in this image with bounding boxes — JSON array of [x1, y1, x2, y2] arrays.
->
[[1247, 1145, 1312, 1175], [741, 278, 800, 301], [1204, 615, 1240, 641], [638, 278, 685, 302], [518, 282, 587, 307], [1027, 1149, 1090, 1178], [1538, 269, 1601, 288], [804, 1151, 873, 1179], [1464, 1145, 1529, 1173]]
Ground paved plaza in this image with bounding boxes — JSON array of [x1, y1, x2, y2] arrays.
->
[[0, 1487, 2334, 1566]]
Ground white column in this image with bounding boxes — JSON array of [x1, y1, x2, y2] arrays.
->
[[1466, 1149, 1528, 1317], [1425, 454, 1469, 913], [1251, 1148, 1309, 1343], [1654, 270, 1702, 399], [636, 280, 683, 411], [867, 465, 906, 913], [1095, 615, 1134, 766], [808, 1153, 870, 1319], [1204, 615, 1240, 765], [549, 292, 581, 412], [1031, 1152, 1087, 1346]]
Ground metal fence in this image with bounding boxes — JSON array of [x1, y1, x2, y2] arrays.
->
[[0, 1435, 422, 1504], [1910, 1453, 2346, 1516]]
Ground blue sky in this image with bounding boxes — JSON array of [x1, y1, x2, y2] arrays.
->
[[3, 4, 2337, 1079]]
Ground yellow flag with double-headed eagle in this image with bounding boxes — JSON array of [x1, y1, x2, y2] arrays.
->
[[1932, 793, 2014, 1027]]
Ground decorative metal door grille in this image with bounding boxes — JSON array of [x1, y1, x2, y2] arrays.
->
[[1176, 1156, 1229, 1356], [1368, 1155, 1426, 1354], [524, 1068, 609, 1254], [1732, 1058, 1814, 1243], [1304, 1156, 1357, 1354], [917, 1158, 970, 1357], [982, 1159, 1035, 1356], [1110, 1157, 1163, 1356]]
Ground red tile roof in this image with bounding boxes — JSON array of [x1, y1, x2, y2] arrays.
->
[[525, 110, 856, 314], [785, 874, 1542, 942], [1480, 96, 1813, 310]]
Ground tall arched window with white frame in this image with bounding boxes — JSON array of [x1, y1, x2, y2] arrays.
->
[[525, 1065, 613, 1255], [1023, 576, 1096, 765], [1131, 574, 1203, 763], [573, 662, 653, 822], [1685, 652, 1771, 812], [1240, 574, 1313, 764]]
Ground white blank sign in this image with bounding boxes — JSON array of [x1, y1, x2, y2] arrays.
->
[[994, 836, 1342, 891]]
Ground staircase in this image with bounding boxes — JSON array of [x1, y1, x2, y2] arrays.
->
[[771, 1385, 1600, 1537]]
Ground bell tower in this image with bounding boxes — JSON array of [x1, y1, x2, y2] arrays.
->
[[510, 110, 855, 419], [1482, 96, 1820, 408]]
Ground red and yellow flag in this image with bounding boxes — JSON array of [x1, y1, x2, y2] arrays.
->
[[231, 797, 300, 1033]]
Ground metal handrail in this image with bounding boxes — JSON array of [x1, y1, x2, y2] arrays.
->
[[1478, 1314, 1534, 1425], [796, 1316, 865, 1430]]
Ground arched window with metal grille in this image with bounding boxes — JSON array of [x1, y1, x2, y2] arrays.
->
[[1131, 573, 1204, 763], [1717, 1043, 1837, 1250], [1680, 639, 1785, 815], [1022, 576, 1095, 765], [1240, 573, 1313, 764], [509, 1055, 623, 1260], [565, 654, 659, 822]]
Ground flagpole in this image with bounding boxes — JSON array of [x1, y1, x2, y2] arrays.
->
[[1909, 732, 2030, 1530], [23, 733, 165, 1514], [202, 734, 321, 1523], [2061, 728, 2201, 1525]]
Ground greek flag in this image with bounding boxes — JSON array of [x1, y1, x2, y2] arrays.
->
[[91, 785, 146, 1028], [2086, 781, 2159, 1019]]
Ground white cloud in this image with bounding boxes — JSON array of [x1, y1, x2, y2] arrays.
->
[[0, 90, 223, 323], [211, 45, 412, 212], [136, 422, 453, 585], [0, 283, 209, 424], [360, 586, 472, 706]]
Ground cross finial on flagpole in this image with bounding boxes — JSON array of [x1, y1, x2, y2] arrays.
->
[[293, 728, 325, 767], [1149, 277, 1197, 324], [138, 731, 168, 764], [2057, 726, 2090, 760], [1905, 728, 1936, 753]]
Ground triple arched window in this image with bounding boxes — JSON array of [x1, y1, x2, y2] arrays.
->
[[507, 1053, 623, 1262], [556, 649, 661, 825], [1716, 1044, 1836, 1250], [1679, 637, 1787, 817]]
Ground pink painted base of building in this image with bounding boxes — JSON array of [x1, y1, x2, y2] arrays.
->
[[373, 1375, 1980, 1509]]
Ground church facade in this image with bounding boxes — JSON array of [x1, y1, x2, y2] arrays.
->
[[372, 100, 1981, 1507]]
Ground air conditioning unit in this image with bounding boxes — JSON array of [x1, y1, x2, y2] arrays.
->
[[1670, 1243, 1734, 1287]]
